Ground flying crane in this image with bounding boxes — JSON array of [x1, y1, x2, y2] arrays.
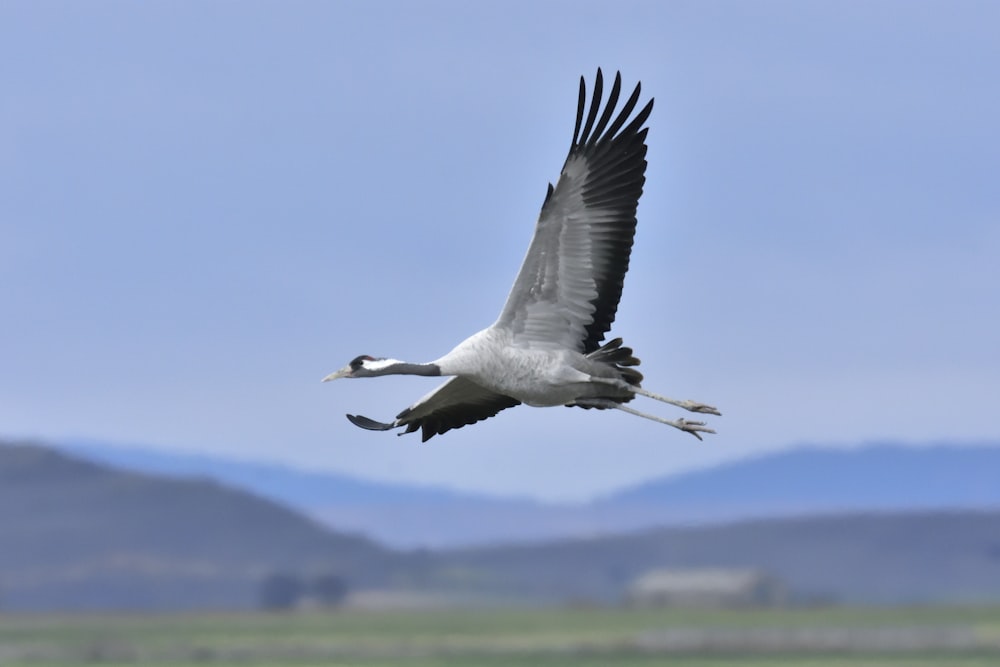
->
[[324, 69, 720, 442]]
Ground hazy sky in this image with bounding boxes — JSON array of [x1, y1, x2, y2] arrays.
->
[[3, 2, 998, 501]]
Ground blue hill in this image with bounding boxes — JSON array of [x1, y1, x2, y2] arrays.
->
[[61, 438, 484, 506], [601, 443, 1000, 510], [57, 440, 1000, 548]]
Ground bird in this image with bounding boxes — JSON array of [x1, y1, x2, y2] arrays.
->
[[323, 69, 720, 442]]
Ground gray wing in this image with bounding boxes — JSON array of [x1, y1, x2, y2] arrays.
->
[[495, 69, 653, 353], [347, 377, 520, 443]]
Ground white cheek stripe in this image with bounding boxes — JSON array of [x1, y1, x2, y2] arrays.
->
[[365, 358, 404, 372]]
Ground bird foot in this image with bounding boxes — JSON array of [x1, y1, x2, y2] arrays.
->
[[604, 399, 717, 440], [674, 418, 716, 441], [676, 400, 722, 416]]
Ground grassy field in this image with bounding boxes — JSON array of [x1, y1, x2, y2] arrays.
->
[[2, 605, 999, 666]]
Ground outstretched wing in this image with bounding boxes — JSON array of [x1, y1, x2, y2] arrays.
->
[[494, 69, 653, 354], [347, 377, 520, 443]]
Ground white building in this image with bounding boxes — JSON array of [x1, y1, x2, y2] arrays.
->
[[625, 568, 786, 608]]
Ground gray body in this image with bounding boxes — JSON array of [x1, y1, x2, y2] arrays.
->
[[434, 328, 629, 408]]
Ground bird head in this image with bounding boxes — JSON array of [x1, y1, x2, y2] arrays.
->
[[322, 355, 388, 381]]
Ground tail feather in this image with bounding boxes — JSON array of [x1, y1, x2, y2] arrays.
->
[[587, 337, 643, 385]]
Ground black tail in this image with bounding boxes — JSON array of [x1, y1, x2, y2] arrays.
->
[[586, 337, 643, 386]]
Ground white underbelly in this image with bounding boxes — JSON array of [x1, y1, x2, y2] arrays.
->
[[474, 350, 589, 407], [436, 328, 598, 407]]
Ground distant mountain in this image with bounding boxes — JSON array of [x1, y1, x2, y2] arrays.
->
[[4, 440, 1000, 610], [0, 441, 399, 611], [58, 440, 1000, 548], [60, 438, 561, 547], [62, 438, 478, 505], [600, 444, 1000, 509]]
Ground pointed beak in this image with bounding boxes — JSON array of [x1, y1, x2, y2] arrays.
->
[[322, 367, 350, 382]]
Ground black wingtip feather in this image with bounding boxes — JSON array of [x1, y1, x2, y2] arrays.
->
[[618, 98, 654, 142], [587, 71, 622, 149], [573, 75, 586, 148], [602, 80, 643, 141], [346, 414, 396, 431], [577, 68, 604, 147], [544, 182, 555, 205]]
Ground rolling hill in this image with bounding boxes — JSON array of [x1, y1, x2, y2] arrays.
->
[[0, 442, 399, 610], [60, 439, 1000, 547], [3, 440, 1000, 610]]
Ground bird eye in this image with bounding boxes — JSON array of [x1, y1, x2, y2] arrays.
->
[[349, 355, 370, 370]]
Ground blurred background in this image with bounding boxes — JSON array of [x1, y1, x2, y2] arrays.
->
[[2, 0, 999, 663]]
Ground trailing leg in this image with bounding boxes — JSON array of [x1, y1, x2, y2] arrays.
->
[[574, 398, 716, 440], [589, 377, 722, 416]]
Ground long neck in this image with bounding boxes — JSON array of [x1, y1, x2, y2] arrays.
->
[[363, 360, 441, 377]]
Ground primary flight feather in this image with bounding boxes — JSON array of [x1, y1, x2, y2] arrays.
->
[[324, 69, 720, 442]]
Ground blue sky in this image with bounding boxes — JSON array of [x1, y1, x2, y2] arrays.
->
[[2, 2, 998, 502]]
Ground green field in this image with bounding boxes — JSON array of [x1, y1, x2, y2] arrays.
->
[[2, 606, 999, 666]]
